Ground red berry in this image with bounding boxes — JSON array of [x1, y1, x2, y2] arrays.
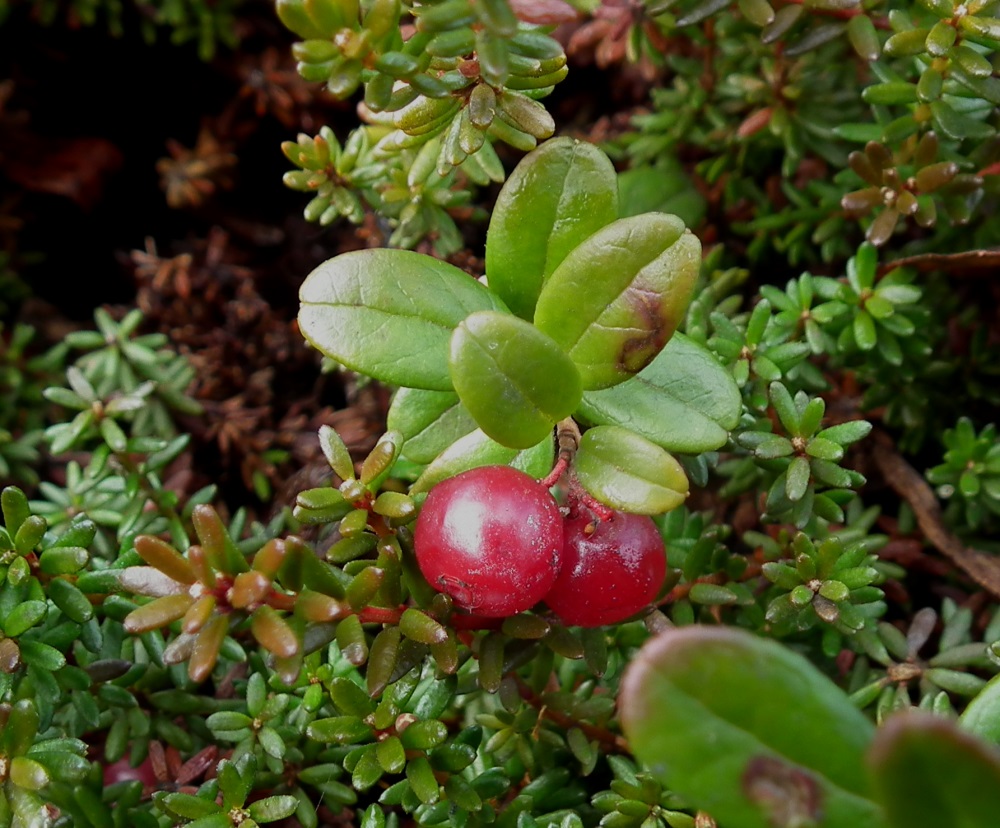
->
[[544, 510, 666, 627], [414, 466, 563, 617]]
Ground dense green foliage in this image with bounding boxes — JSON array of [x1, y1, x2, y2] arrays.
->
[[1, 0, 1000, 826]]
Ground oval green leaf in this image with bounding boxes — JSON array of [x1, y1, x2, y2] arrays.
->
[[576, 333, 741, 453], [248, 794, 300, 823], [619, 626, 883, 828], [534, 214, 701, 390], [387, 388, 478, 465], [575, 426, 688, 515], [449, 311, 582, 448], [410, 429, 553, 494], [869, 711, 1000, 828], [485, 137, 619, 320], [298, 249, 509, 390]]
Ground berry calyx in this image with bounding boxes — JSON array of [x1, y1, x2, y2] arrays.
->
[[413, 465, 563, 617], [544, 509, 666, 627]]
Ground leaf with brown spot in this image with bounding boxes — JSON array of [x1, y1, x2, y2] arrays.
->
[[534, 214, 701, 390], [619, 626, 884, 828]]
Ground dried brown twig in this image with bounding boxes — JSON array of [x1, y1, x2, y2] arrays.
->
[[871, 428, 1000, 599]]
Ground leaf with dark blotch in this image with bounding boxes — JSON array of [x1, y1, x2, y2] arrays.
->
[[535, 214, 700, 390], [299, 249, 509, 391], [869, 711, 1000, 827], [619, 626, 884, 828]]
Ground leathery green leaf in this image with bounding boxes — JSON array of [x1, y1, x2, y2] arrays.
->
[[534, 214, 701, 389], [298, 249, 509, 391], [485, 137, 619, 320], [577, 333, 741, 452], [575, 426, 688, 515], [387, 388, 478, 465], [869, 711, 1000, 828], [410, 430, 554, 494], [619, 626, 883, 828], [449, 311, 582, 449]]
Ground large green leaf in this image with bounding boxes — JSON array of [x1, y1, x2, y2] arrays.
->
[[298, 249, 508, 391], [386, 388, 478, 465], [485, 137, 619, 320], [575, 426, 688, 515], [410, 430, 553, 494], [869, 711, 1000, 828], [620, 626, 884, 828], [534, 214, 701, 390], [449, 311, 582, 449], [576, 333, 741, 453]]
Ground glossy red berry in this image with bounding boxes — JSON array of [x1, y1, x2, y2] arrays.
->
[[413, 465, 563, 617], [544, 509, 666, 627]]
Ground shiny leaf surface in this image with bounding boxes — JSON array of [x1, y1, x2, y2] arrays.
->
[[410, 430, 554, 493], [299, 249, 508, 390], [449, 311, 582, 448], [620, 626, 883, 828], [577, 333, 741, 452], [534, 214, 701, 389], [387, 388, 478, 464], [574, 426, 689, 515], [485, 137, 618, 320]]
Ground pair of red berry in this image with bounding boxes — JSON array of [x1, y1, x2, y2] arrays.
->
[[413, 465, 666, 627]]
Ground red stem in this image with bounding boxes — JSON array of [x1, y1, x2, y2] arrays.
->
[[537, 456, 569, 490]]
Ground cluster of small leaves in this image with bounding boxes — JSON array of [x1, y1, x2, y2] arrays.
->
[[622, 18, 867, 170], [157, 754, 297, 827], [21, 309, 214, 561], [847, 600, 1000, 721], [610, 0, 1000, 266], [0, 324, 66, 486], [723, 382, 870, 527], [755, 526, 888, 647], [700, 240, 933, 451], [276, 0, 571, 249], [841, 132, 981, 245], [43, 307, 202, 455], [658, 0, 882, 60], [874, 0, 1000, 143], [926, 417, 1000, 533], [282, 125, 495, 255], [591, 755, 701, 828]]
